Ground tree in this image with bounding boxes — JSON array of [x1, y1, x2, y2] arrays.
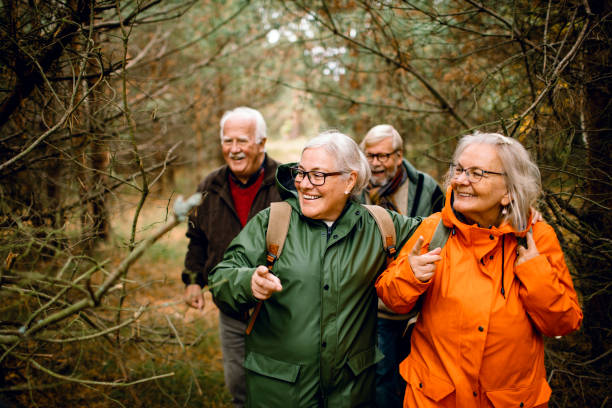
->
[[270, 1, 611, 405], [0, 0, 287, 404]]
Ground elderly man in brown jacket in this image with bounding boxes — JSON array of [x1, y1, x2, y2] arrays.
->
[[182, 106, 281, 407]]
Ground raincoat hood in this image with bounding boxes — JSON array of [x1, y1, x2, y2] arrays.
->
[[275, 162, 299, 201]]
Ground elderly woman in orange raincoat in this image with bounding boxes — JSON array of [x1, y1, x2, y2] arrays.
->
[[376, 132, 582, 408]]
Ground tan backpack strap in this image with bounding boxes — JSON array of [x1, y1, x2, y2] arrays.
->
[[247, 201, 292, 336], [363, 205, 397, 262], [265, 201, 292, 268]]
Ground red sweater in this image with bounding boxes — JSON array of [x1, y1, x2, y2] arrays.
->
[[229, 170, 265, 227]]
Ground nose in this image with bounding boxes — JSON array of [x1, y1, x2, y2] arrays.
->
[[296, 174, 314, 188], [454, 170, 470, 184]]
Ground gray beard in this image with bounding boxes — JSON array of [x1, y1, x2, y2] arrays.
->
[[370, 174, 392, 187]]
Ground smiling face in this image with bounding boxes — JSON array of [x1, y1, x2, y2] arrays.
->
[[296, 147, 357, 222], [451, 143, 510, 227], [363, 137, 402, 186], [221, 114, 266, 183]]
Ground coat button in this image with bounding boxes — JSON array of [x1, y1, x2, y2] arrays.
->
[[489, 234, 494, 240], [520, 403, 524, 407], [333, 234, 338, 239], [355, 210, 361, 215], [489, 255, 494, 259], [419, 383, 422, 388], [324, 284, 329, 290], [478, 326, 484, 332], [473, 391, 477, 396], [322, 341, 327, 348]]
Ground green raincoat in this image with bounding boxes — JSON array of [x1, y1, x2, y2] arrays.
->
[[210, 163, 421, 407]]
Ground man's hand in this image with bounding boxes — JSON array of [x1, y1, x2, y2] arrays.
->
[[516, 230, 539, 266], [409, 236, 442, 282], [251, 265, 282, 300], [185, 284, 205, 310]]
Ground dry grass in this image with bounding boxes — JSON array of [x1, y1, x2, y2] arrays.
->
[[4, 193, 233, 408]]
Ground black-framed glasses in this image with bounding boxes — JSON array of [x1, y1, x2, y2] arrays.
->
[[365, 150, 399, 163], [291, 167, 345, 186], [450, 163, 505, 183]]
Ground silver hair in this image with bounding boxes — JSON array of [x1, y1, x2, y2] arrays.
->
[[359, 124, 404, 152], [302, 130, 371, 198], [444, 131, 541, 230], [219, 106, 267, 144]]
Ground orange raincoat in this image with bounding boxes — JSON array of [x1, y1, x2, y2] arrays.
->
[[376, 190, 582, 407]]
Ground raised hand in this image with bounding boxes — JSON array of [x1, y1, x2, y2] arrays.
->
[[530, 207, 544, 224], [251, 265, 283, 300], [409, 236, 442, 282], [516, 230, 539, 266]]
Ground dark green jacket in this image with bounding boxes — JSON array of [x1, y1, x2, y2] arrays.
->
[[210, 163, 421, 407]]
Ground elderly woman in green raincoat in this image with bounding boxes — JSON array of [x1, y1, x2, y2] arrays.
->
[[209, 131, 422, 407]]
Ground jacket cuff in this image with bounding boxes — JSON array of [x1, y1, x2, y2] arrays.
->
[[182, 269, 206, 287]]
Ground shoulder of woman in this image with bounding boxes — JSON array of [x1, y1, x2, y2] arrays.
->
[[531, 219, 555, 238]]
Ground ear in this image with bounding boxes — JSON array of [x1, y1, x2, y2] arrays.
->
[[345, 171, 358, 193], [501, 190, 511, 207], [393, 151, 403, 167]]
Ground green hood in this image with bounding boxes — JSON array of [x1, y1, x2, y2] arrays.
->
[[275, 162, 299, 201]]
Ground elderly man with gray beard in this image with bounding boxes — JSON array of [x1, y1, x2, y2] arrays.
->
[[182, 107, 281, 407], [360, 124, 444, 408]]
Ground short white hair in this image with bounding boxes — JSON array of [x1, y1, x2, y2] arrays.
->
[[360, 124, 404, 152], [445, 131, 541, 230], [302, 130, 371, 198], [219, 107, 266, 144]]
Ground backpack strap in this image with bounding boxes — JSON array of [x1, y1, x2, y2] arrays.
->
[[246, 201, 292, 336], [429, 217, 452, 250], [515, 226, 531, 248], [363, 205, 397, 264], [265, 201, 292, 268], [409, 173, 425, 217]]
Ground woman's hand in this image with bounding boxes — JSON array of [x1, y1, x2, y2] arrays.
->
[[530, 207, 543, 224], [516, 230, 540, 266], [409, 236, 442, 282], [251, 265, 283, 300]]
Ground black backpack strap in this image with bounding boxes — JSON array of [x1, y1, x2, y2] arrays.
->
[[515, 226, 531, 248], [410, 173, 425, 217]]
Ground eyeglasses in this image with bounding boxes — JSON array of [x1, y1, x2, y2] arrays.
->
[[365, 150, 399, 163], [291, 167, 345, 186], [450, 163, 505, 183]]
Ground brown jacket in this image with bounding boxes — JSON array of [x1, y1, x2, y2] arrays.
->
[[182, 155, 281, 289]]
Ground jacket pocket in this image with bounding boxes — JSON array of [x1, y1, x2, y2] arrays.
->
[[406, 357, 455, 402], [244, 350, 301, 383], [485, 379, 551, 407], [347, 346, 384, 376]]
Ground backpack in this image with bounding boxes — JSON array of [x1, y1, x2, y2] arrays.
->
[[245, 201, 397, 335]]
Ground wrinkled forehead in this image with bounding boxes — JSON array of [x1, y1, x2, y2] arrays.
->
[[364, 136, 395, 153], [222, 114, 256, 138], [457, 143, 503, 171], [299, 146, 338, 171]]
